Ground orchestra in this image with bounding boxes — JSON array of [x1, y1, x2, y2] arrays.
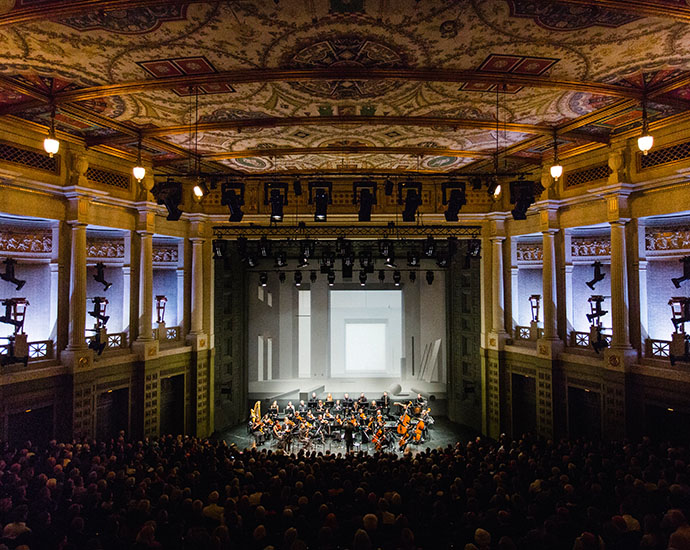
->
[[247, 393, 434, 453]]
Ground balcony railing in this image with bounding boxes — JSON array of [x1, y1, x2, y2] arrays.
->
[[0, 339, 54, 364], [570, 330, 612, 349], [85, 331, 128, 351], [514, 326, 543, 341], [646, 338, 671, 359], [154, 325, 181, 342]]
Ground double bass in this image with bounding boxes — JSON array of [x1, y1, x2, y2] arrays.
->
[[396, 407, 411, 435], [412, 418, 425, 443]]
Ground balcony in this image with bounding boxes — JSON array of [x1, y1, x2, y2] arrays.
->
[[0, 339, 54, 366], [569, 330, 612, 350]]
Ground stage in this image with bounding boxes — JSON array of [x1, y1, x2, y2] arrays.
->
[[216, 416, 482, 454]]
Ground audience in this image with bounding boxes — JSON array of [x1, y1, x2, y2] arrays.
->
[[0, 433, 688, 549]]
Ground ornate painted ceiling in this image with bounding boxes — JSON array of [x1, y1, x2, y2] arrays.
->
[[1, 0, 690, 173]]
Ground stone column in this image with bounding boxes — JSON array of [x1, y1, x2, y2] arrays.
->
[[67, 222, 88, 351], [610, 220, 632, 349], [176, 267, 185, 329], [491, 236, 506, 334], [542, 229, 559, 340], [137, 231, 154, 341], [510, 266, 519, 335], [189, 238, 204, 334]]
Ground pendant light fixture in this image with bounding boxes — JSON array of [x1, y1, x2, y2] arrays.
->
[[132, 135, 146, 183], [550, 129, 563, 180], [43, 105, 59, 158], [637, 95, 654, 155]]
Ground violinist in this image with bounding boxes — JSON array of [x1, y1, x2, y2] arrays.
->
[[357, 392, 368, 410], [316, 399, 325, 413], [269, 400, 279, 419], [273, 419, 284, 441], [285, 401, 295, 417], [326, 392, 334, 409], [298, 400, 308, 412], [370, 399, 378, 413], [343, 393, 353, 411], [332, 399, 343, 414]]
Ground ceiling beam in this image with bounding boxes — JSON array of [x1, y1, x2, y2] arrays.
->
[[85, 115, 609, 148], [1, 0, 689, 27], [50, 68, 642, 103], [0, 75, 49, 103]]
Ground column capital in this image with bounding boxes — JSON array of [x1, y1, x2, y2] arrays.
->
[[490, 235, 506, 243], [67, 220, 88, 228], [190, 237, 205, 243], [542, 228, 559, 236], [136, 229, 154, 237], [609, 218, 631, 227]]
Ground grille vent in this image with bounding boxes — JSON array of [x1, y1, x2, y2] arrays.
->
[[86, 167, 130, 190], [565, 163, 610, 188], [639, 139, 690, 170], [0, 141, 59, 174]]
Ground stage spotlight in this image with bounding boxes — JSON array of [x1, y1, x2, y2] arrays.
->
[[151, 178, 183, 221], [467, 238, 481, 258], [278, 271, 286, 284], [378, 239, 396, 268], [509, 179, 544, 220], [293, 178, 302, 196], [444, 188, 466, 221], [378, 269, 385, 283], [426, 270, 434, 285], [442, 181, 467, 222], [407, 250, 420, 267], [393, 270, 401, 286], [221, 181, 245, 222], [353, 179, 377, 222], [436, 253, 449, 268], [259, 272, 268, 287], [470, 176, 482, 190], [409, 271, 417, 283], [423, 235, 436, 257], [258, 236, 271, 258], [327, 270, 336, 286], [487, 177, 501, 200], [310, 270, 317, 284], [359, 270, 367, 286], [269, 188, 284, 222], [274, 251, 287, 268], [342, 254, 354, 279], [246, 255, 257, 268], [298, 239, 315, 267], [384, 177, 394, 196], [335, 237, 347, 255], [237, 236, 248, 260], [359, 249, 373, 271], [309, 179, 332, 222], [212, 239, 227, 260], [401, 188, 422, 222], [321, 248, 336, 271], [294, 271, 303, 287]]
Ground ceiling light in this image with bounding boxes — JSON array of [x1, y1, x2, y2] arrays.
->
[[269, 188, 284, 222], [359, 270, 367, 286], [298, 239, 315, 267], [294, 271, 303, 287], [309, 179, 332, 222], [259, 272, 268, 287], [265, 181, 288, 222], [379, 239, 396, 268], [43, 107, 59, 158], [342, 254, 354, 279], [354, 179, 377, 222], [133, 137, 146, 183], [426, 270, 434, 285], [193, 179, 209, 199], [393, 271, 401, 286], [638, 97, 654, 155], [550, 130, 563, 181]]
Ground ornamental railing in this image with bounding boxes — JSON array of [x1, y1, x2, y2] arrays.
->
[[514, 326, 543, 341], [154, 326, 181, 342], [646, 338, 671, 359], [0, 339, 54, 364], [569, 330, 612, 349], [85, 331, 128, 351]]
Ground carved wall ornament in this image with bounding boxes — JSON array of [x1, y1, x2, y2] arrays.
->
[[646, 226, 690, 252], [571, 236, 611, 257], [86, 238, 125, 258], [516, 243, 543, 262], [152, 245, 178, 263], [0, 230, 52, 254]]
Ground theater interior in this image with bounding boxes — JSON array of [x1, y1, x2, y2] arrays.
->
[[2, 1, 690, 548]]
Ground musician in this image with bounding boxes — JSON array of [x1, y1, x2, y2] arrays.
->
[[308, 391, 318, 409], [316, 399, 325, 413], [370, 399, 378, 412], [326, 392, 334, 409], [298, 399, 308, 412], [344, 420, 354, 453], [285, 401, 295, 417], [357, 392, 368, 409], [251, 418, 265, 446], [343, 393, 353, 411], [269, 400, 279, 419], [380, 391, 391, 418], [416, 393, 426, 407], [332, 399, 343, 414]]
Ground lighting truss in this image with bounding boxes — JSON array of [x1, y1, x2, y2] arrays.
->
[[213, 224, 481, 240]]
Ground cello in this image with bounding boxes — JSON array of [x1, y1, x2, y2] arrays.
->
[[412, 418, 425, 443], [396, 406, 411, 435]]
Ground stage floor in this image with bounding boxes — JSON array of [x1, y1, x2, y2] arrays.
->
[[216, 416, 482, 455]]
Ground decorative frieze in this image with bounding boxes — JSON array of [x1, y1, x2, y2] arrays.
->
[[645, 226, 690, 252], [0, 230, 52, 254], [86, 237, 125, 259], [571, 236, 611, 257], [152, 245, 178, 263], [516, 243, 543, 262]]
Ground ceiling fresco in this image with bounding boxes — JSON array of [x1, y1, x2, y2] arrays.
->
[[0, 0, 690, 172]]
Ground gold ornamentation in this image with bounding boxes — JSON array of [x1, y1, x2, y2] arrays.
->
[[0, 230, 52, 254], [571, 237, 611, 257], [646, 226, 690, 251], [86, 238, 125, 258], [78, 357, 88, 369], [516, 243, 543, 262], [152, 245, 178, 263]]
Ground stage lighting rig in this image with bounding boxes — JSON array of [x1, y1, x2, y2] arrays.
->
[[359, 249, 374, 273], [0, 258, 26, 290], [327, 270, 336, 286], [509, 178, 544, 220], [353, 179, 377, 222], [298, 239, 315, 268], [398, 180, 423, 222], [151, 177, 183, 221], [212, 239, 227, 260], [378, 239, 396, 268], [274, 251, 287, 268], [258, 236, 271, 258], [93, 262, 112, 291], [426, 271, 434, 285], [264, 180, 288, 223], [586, 261, 606, 290], [407, 250, 420, 267], [321, 248, 336, 273], [220, 181, 245, 222], [672, 256, 690, 288], [423, 235, 436, 258], [442, 180, 467, 222], [294, 271, 303, 287], [342, 252, 354, 279], [309, 179, 332, 222], [259, 272, 268, 287], [393, 270, 401, 286], [359, 270, 367, 286]]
